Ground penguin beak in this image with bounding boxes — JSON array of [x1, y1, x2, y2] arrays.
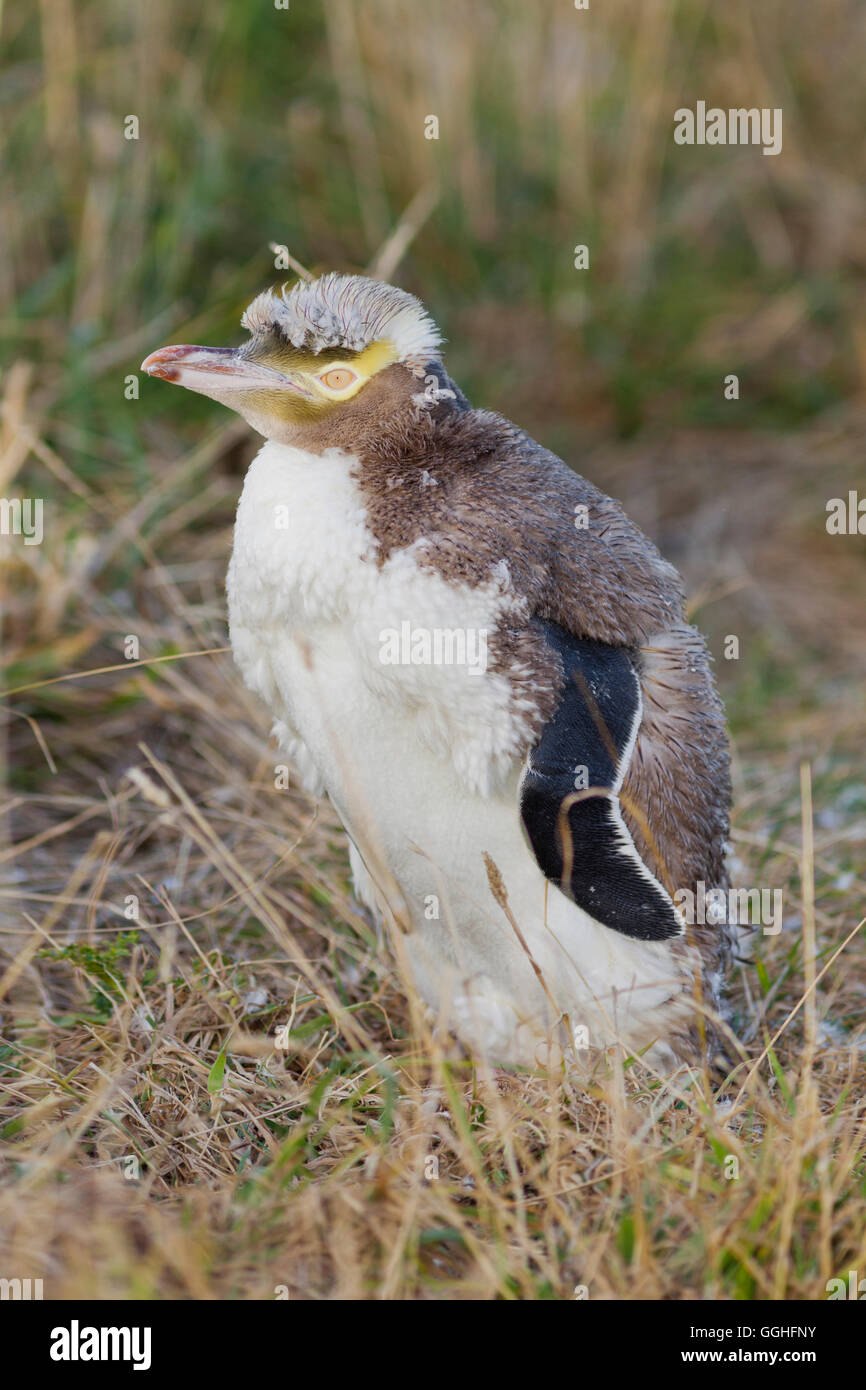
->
[[140, 344, 313, 399]]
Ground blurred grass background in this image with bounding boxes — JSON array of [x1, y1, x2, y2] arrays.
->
[[6, 0, 866, 435], [4, 0, 866, 708], [1, 0, 865, 1300]]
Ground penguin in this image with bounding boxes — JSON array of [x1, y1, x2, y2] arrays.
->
[[142, 272, 732, 1072]]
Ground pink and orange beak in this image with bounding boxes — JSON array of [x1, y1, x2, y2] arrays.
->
[[140, 344, 312, 400]]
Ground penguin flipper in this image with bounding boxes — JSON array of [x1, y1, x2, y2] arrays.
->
[[519, 621, 684, 942]]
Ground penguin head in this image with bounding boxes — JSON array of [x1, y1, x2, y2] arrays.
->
[[141, 273, 444, 444]]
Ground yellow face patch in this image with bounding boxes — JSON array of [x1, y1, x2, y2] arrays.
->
[[246, 337, 400, 422], [310, 340, 399, 401]]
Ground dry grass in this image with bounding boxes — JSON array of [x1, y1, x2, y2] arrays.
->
[[1, 0, 865, 1300]]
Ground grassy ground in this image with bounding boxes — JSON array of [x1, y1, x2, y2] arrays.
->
[[1, 0, 865, 1299]]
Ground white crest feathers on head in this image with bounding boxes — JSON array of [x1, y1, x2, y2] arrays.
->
[[241, 273, 443, 368]]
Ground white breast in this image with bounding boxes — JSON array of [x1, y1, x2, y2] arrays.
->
[[227, 442, 534, 795], [227, 440, 697, 1068]]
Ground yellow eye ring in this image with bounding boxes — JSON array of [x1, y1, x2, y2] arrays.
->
[[318, 367, 357, 392]]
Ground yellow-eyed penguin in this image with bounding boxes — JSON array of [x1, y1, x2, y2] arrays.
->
[[142, 273, 732, 1072]]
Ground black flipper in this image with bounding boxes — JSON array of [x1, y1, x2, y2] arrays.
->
[[519, 621, 683, 942]]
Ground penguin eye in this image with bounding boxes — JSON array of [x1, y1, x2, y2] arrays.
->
[[318, 367, 357, 392]]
